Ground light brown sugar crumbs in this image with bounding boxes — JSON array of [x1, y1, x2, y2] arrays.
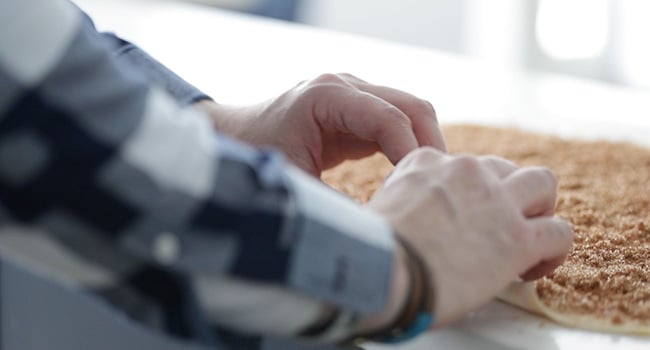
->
[[323, 125, 650, 324]]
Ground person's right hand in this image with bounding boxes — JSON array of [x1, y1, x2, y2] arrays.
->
[[368, 148, 573, 325]]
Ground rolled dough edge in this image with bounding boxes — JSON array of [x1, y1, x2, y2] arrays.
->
[[497, 282, 650, 336]]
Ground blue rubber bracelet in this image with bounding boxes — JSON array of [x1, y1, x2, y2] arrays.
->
[[381, 312, 435, 343]]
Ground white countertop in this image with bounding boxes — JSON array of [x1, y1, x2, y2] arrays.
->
[[75, 0, 650, 348]]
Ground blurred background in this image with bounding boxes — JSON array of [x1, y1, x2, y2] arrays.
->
[[183, 0, 650, 90]]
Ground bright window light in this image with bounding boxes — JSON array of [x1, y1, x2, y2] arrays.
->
[[536, 0, 609, 60], [619, 0, 650, 87]]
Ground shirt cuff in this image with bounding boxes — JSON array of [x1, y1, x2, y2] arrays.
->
[[284, 166, 395, 313]]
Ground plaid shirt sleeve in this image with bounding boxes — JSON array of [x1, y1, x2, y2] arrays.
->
[[0, 0, 395, 343], [88, 20, 212, 106]]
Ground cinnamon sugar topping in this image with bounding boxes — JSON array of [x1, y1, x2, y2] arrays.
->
[[322, 125, 650, 326]]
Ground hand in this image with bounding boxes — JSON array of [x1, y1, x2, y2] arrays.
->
[[367, 148, 573, 325], [197, 73, 445, 176]]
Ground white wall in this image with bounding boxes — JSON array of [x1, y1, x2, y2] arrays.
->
[[296, 0, 650, 89], [296, 0, 465, 53], [178, 0, 650, 89]]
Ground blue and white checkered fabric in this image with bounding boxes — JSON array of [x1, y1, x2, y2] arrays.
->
[[0, 0, 395, 348]]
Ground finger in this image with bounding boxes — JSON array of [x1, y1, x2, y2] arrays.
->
[[520, 260, 561, 281], [365, 86, 445, 152], [343, 79, 447, 152], [322, 134, 380, 164], [502, 167, 558, 217], [320, 87, 419, 165], [520, 217, 573, 281], [478, 156, 518, 178]]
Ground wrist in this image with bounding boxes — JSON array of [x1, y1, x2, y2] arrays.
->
[[297, 238, 410, 343], [194, 100, 227, 130], [193, 100, 245, 135], [348, 234, 435, 344]]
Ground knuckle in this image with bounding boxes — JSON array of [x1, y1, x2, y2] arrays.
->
[[385, 106, 412, 126], [414, 98, 437, 119], [312, 73, 346, 85], [296, 84, 325, 107], [544, 168, 558, 187], [480, 155, 510, 166], [478, 155, 498, 167], [385, 168, 427, 189], [400, 169, 428, 184], [409, 147, 442, 164], [298, 82, 345, 104], [337, 72, 357, 80], [373, 106, 411, 137], [480, 155, 518, 173], [448, 154, 482, 173], [535, 166, 558, 189], [294, 79, 309, 88], [554, 218, 574, 242], [508, 219, 533, 246], [399, 147, 442, 168], [299, 84, 320, 98]]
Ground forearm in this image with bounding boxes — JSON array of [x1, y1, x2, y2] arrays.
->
[[194, 99, 412, 340]]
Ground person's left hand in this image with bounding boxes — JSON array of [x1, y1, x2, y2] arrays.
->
[[197, 73, 446, 176]]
